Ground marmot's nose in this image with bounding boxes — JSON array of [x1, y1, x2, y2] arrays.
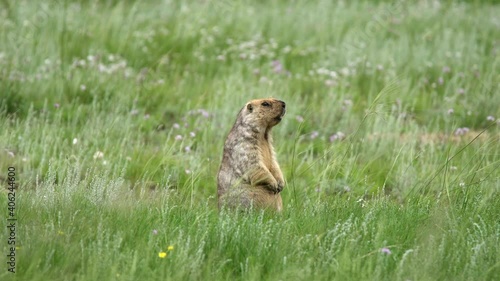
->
[[279, 100, 286, 108]]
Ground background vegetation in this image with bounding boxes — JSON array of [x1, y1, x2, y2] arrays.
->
[[0, 0, 499, 280]]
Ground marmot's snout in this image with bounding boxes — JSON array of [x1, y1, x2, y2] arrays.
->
[[276, 100, 286, 120]]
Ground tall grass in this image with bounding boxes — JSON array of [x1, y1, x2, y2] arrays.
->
[[0, 0, 499, 280]]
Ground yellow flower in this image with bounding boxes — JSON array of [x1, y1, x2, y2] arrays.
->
[[167, 245, 174, 251], [158, 252, 167, 258], [58, 231, 65, 236]]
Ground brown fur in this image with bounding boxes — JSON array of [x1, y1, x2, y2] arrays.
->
[[217, 98, 286, 211]]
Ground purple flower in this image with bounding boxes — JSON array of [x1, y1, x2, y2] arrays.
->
[[199, 109, 210, 118], [454, 127, 470, 136], [329, 132, 346, 142], [310, 131, 319, 140], [272, 60, 283, 74], [442, 66, 451, 73], [380, 247, 392, 255], [54, 103, 60, 109], [174, 135, 183, 141], [486, 116, 495, 122], [295, 115, 304, 122]]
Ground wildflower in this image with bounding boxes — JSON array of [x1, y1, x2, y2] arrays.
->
[[343, 99, 353, 106], [340, 67, 350, 76], [295, 115, 304, 122], [272, 60, 283, 74], [486, 116, 495, 122], [376, 64, 384, 71], [438, 77, 444, 85], [442, 66, 451, 73], [173, 123, 180, 129], [54, 103, 60, 109], [447, 108, 454, 115], [454, 127, 470, 136], [330, 132, 345, 142], [73, 138, 78, 145], [459, 182, 465, 188], [93, 151, 104, 159], [152, 229, 158, 235], [174, 135, 183, 141], [199, 109, 210, 118], [325, 79, 336, 87], [190, 132, 196, 138], [457, 88, 465, 95], [80, 84, 86, 91], [144, 114, 150, 119], [380, 247, 392, 255], [158, 252, 167, 258], [310, 131, 319, 140], [316, 67, 328, 75], [58, 231, 65, 236], [130, 109, 139, 115], [167, 245, 174, 251], [184, 146, 191, 152], [450, 166, 457, 171], [185, 169, 191, 174]]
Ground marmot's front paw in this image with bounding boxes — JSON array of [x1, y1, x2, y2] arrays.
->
[[276, 180, 284, 193], [262, 178, 280, 194]]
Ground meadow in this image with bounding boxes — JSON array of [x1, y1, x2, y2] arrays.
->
[[0, 0, 499, 280]]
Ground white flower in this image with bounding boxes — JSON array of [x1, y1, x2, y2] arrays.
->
[[93, 151, 104, 159]]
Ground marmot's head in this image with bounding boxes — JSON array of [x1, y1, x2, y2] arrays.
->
[[241, 98, 286, 130]]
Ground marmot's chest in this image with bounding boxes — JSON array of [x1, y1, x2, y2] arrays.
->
[[258, 140, 274, 168]]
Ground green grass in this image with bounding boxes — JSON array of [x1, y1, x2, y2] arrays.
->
[[1, 0, 499, 280]]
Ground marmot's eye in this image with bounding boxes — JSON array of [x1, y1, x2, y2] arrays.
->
[[262, 101, 271, 107]]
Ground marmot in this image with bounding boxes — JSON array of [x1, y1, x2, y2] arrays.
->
[[217, 98, 286, 211]]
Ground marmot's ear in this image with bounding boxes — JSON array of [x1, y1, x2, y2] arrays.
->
[[247, 103, 253, 112]]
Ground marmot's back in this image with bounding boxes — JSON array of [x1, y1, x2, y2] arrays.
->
[[217, 98, 286, 211]]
